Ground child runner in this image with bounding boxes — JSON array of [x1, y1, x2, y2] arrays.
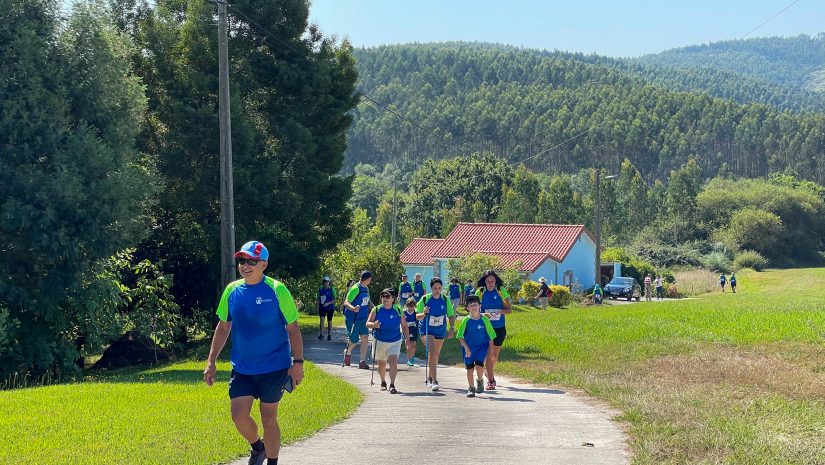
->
[[730, 273, 737, 293], [367, 289, 409, 394], [457, 295, 496, 397], [398, 273, 413, 304], [719, 273, 727, 292], [318, 277, 337, 340], [463, 279, 474, 306], [416, 277, 456, 391], [412, 273, 427, 302], [403, 298, 419, 366], [448, 277, 461, 314], [343, 271, 374, 369], [475, 269, 511, 391]]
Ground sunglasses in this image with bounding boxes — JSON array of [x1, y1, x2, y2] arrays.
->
[[380, 294, 393, 299], [236, 258, 260, 266]]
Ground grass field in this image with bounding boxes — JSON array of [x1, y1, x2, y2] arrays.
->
[[0, 350, 361, 464], [436, 268, 824, 464]]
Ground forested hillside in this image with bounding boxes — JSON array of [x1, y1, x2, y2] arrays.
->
[[348, 42, 825, 183], [638, 34, 825, 92]]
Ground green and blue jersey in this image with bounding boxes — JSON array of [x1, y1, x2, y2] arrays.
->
[[476, 287, 511, 329], [374, 305, 403, 343], [345, 284, 371, 322]]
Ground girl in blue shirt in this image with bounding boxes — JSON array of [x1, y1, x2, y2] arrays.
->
[[416, 277, 456, 391]]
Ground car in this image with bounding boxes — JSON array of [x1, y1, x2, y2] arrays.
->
[[603, 277, 641, 301]]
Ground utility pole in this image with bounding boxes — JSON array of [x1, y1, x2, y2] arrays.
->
[[218, 0, 236, 288], [391, 178, 397, 252], [594, 167, 601, 288]]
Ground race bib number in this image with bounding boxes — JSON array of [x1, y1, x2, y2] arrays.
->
[[320, 296, 327, 304], [414, 292, 421, 298], [401, 292, 411, 299], [429, 315, 445, 326], [407, 321, 417, 328], [487, 309, 502, 321], [361, 297, 370, 306]]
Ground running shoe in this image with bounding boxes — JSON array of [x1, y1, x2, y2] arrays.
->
[[358, 360, 369, 369], [380, 381, 387, 391], [406, 359, 414, 367], [431, 380, 440, 391], [248, 446, 266, 465], [343, 352, 351, 366], [326, 334, 331, 341], [466, 386, 475, 398], [317, 333, 323, 340], [476, 378, 484, 393]]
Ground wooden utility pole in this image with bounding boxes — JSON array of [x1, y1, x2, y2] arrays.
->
[[594, 167, 601, 288], [218, 1, 236, 288], [391, 179, 397, 252]]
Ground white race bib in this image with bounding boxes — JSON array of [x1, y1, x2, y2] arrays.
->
[[407, 321, 417, 328], [320, 295, 327, 304], [487, 309, 502, 321], [429, 315, 445, 326], [401, 292, 411, 298], [361, 297, 370, 306]]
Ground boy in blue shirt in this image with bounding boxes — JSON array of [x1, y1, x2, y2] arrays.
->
[[457, 295, 496, 397]]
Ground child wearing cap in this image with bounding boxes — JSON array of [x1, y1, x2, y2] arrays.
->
[[457, 295, 496, 397], [367, 289, 410, 394], [403, 298, 418, 366]]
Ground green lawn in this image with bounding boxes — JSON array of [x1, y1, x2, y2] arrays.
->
[[0, 358, 361, 464], [442, 268, 824, 464]]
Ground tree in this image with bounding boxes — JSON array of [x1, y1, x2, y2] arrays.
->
[[0, 0, 157, 378], [497, 166, 540, 223]]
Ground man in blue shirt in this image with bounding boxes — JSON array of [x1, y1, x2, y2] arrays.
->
[[203, 241, 304, 465]]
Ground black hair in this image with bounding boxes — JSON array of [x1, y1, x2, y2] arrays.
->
[[450, 277, 459, 283], [477, 269, 503, 289], [430, 277, 443, 287], [346, 279, 356, 289], [465, 295, 481, 305]]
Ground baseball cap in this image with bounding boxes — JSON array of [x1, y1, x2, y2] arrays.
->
[[234, 241, 269, 261], [360, 271, 372, 280], [322, 276, 331, 282]]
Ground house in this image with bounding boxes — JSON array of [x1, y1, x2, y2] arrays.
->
[[399, 222, 597, 290]]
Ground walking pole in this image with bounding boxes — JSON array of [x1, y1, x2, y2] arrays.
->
[[370, 334, 377, 386], [423, 316, 429, 385]]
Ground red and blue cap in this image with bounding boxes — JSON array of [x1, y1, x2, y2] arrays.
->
[[234, 241, 269, 261]]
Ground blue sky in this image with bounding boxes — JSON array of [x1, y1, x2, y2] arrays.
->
[[307, 0, 824, 57]]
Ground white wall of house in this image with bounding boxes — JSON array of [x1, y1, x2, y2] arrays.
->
[[402, 265, 435, 292]]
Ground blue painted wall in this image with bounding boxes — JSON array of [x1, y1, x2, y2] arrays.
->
[[532, 259, 559, 285], [556, 233, 596, 289], [402, 265, 434, 292]]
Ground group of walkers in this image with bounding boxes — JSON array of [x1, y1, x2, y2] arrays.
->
[[201, 238, 515, 465], [720, 272, 737, 293], [335, 269, 512, 397]]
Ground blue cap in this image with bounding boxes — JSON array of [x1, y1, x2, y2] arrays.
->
[[234, 241, 269, 261], [360, 271, 372, 280]]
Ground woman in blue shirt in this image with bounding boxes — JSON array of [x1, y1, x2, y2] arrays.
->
[[367, 289, 410, 394]]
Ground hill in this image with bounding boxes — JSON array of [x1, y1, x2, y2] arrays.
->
[[348, 42, 825, 184]]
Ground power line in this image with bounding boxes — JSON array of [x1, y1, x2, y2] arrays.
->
[[742, 0, 802, 39]]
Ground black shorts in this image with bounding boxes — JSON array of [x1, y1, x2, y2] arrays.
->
[[407, 326, 419, 342], [465, 360, 484, 370], [319, 307, 334, 321], [228, 368, 290, 404], [492, 326, 507, 346]]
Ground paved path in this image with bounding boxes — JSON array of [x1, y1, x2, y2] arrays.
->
[[230, 329, 628, 465]]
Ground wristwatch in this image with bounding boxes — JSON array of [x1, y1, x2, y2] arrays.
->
[[292, 359, 304, 364]]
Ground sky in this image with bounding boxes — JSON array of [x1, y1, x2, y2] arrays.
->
[[307, 0, 824, 57]]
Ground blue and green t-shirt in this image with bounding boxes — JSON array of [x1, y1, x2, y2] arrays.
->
[[413, 280, 426, 302], [416, 293, 454, 337], [345, 284, 371, 321], [448, 283, 461, 299], [475, 287, 511, 329], [456, 315, 496, 350], [216, 277, 299, 375], [319, 286, 337, 310], [374, 305, 403, 343]]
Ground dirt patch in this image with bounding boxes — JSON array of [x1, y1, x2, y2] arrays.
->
[[643, 345, 825, 401]]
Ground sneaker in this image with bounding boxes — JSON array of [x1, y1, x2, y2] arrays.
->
[[380, 381, 387, 391], [466, 386, 475, 397], [318, 333, 323, 340], [406, 359, 414, 367], [343, 352, 351, 366], [476, 378, 484, 393], [431, 380, 440, 391], [486, 381, 495, 391], [248, 446, 266, 465], [389, 384, 398, 394], [358, 360, 369, 369], [327, 334, 331, 341], [426, 377, 432, 386]]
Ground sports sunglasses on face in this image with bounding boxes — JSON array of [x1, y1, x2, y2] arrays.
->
[[236, 258, 260, 266]]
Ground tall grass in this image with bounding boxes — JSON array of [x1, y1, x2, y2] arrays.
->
[[673, 269, 718, 296]]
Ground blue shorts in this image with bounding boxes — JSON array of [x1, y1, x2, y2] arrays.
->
[[462, 345, 489, 367], [420, 323, 447, 340], [228, 368, 290, 404], [407, 326, 419, 342], [345, 318, 369, 343], [319, 306, 335, 320]]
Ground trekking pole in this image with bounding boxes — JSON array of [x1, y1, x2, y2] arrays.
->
[[423, 316, 429, 385], [370, 334, 377, 386]]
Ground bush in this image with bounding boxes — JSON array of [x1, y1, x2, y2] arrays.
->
[[734, 250, 768, 271], [661, 270, 676, 284], [701, 251, 732, 273], [665, 284, 680, 298], [520, 281, 541, 305], [548, 285, 571, 308]]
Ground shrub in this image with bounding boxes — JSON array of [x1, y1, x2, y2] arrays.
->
[[665, 284, 680, 298], [734, 250, 768, 271], [520, 281, 541, 305], [701, 251, 732, 273], [548, 285, 571, 308], [661, 270, 676, 284]]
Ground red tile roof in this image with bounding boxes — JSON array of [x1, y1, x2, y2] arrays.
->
[[399, 223, 592, 272], [399, 238, 445, 265]]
